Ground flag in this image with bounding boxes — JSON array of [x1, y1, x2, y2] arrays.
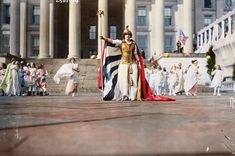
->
[[179, 30, 188, 45], [98, 42, 122, 100]]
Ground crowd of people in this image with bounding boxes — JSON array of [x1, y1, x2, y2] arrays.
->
[[0, 58, 48, 96], [145, 60, 224, 97], [0, 25, 224, 100], [0, 56, 224, 98]]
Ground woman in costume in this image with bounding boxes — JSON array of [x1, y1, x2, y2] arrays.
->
[[184, 60, 199, 96], [54, 57, 80, 96], [168, 65, 179, 96], [100, 26, 140, 101], [100, 26, 175, 101], [0, 58, 21, 96], [176, 63, 184, 95]]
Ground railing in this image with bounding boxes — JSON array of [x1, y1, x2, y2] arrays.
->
[[197, 9, 235, 53], [221, 81, 235, 92]]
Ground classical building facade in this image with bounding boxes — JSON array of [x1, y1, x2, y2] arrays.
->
[[0, 0, 234, 59]]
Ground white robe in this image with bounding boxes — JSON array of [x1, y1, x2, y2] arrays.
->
[[54, 63, 79, 95], [184, 65, 199, 92], [53, 63, 78, 84], [149, 69, 157, 92], [169, 70, 178, 89], [176, 68, 184, 92], [5, 64, 21, 96]]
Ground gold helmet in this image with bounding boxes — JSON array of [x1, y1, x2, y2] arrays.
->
[[122, 25, 132, 38]]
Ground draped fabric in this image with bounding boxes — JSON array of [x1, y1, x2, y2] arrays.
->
[[53, 63, 76, 84], [98, 43, 122, 100], [98, 42, 175, 101]]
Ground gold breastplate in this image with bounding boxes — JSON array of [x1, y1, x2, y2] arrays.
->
[[120, 42, 137, 64]]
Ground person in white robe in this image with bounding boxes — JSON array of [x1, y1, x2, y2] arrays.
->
[[155, 65, 163, 95], [148, 65, 157, 94], [168, 65, 179, 96], [0, 58, 21, 96], [184, 60, 199, 96], [176, 63, 184, 95], [54, 57, 80, 96], [144, 65, 150, 84], [161, 67, 169, 95]]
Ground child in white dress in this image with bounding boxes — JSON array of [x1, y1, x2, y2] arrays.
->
[[155, 66, 163, 95], [169, 65, 179, 96], [28, 62, 38, 96], [210, 64, 223, 96], [148, 65, 156, 94], [161, 67, 169, 95]]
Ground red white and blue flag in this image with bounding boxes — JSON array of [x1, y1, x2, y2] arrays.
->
[[179, 30, 188, 45]]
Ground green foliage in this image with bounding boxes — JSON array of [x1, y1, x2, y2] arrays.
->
[[206, 46, 216, 80]]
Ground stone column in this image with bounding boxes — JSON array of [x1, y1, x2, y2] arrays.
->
[[183, 0, 194, 54], [152, 0, 164, 57], [39, 0, 50, 58], [49, 1, 54, 58], [216, 0, 224, 19], [20, 1, 27, 58], [10, 0, 20, 57], [97, 0, 108, 59], [124, 0, 136, 39], [68, 1, 81, 59]]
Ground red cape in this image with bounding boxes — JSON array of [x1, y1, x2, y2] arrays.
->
[[138, 53, 175, 101]]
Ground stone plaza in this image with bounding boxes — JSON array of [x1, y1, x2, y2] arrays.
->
[[0, 92, 235, 155]]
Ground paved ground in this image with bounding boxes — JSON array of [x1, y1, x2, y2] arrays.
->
[[0, 92, 235, 156]]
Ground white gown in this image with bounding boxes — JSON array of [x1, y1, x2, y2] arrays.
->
[[210, 70, 223, 88], [184, 65, 198, 92], [5, 64, 21, 96]]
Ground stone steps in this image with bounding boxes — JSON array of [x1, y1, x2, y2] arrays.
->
[[24, 58, 215, 95]]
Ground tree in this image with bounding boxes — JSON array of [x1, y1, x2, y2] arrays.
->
[[206, 46, 216, 80]]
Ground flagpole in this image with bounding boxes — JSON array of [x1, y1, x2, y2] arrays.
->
[[97, 10, 104, 99]]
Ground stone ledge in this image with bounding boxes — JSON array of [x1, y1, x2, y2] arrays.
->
[[159, 52, 207, 59]]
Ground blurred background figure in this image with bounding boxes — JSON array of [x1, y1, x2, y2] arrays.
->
[[210, 64, 223, 96]]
